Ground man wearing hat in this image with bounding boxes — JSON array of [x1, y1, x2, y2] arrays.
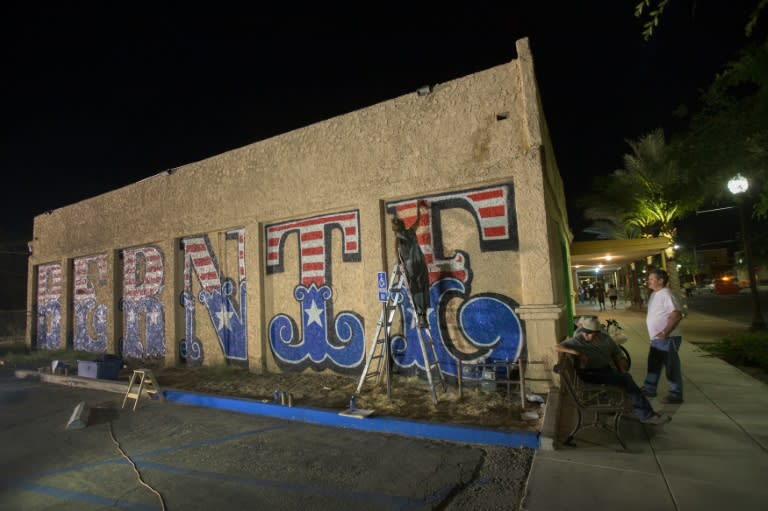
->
[[555, 316, 671, 425]]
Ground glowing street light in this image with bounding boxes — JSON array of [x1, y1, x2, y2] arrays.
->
[[728, 174, 766, 330], [727, 173, 749, 194]]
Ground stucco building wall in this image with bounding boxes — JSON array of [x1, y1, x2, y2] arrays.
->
[[27, 38, 571, 390]]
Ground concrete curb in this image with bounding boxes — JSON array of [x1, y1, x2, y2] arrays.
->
[[15, 369, 144, 395], [537, 387, 559, 451], [14, 369, 540, 448]]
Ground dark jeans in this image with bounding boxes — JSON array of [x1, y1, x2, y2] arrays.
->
[[578, 366, 655, 420], [643, 337, 683, 397]]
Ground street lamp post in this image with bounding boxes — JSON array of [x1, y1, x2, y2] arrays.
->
[[728, 174, 767, 330]]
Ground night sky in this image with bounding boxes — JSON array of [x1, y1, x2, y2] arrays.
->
[[0, 2, 755, 242]]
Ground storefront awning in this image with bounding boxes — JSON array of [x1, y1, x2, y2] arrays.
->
[[570, 237, 672, 272]]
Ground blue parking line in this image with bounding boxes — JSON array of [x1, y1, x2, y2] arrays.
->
[[13, 481, 159, 511], [131, 424, 288, 460], [4, 425, 288, 482], [136, 460, 429, 509]]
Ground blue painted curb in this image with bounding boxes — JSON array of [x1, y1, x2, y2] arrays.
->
[[164, 389, 540, 449]]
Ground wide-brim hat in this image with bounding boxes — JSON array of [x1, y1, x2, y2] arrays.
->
[[578, 316, 601, 333]]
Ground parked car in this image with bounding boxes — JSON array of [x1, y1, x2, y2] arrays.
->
[[714, 277, 740, 295]]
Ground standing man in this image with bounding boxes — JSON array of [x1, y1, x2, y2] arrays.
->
[[392, 201, 430, 327], [642, 268, 685, 404]]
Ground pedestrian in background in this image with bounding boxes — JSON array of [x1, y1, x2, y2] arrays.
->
[[595, 281, 606, 311], [642, 268, 685, 404], [607, 283, 618, 309]]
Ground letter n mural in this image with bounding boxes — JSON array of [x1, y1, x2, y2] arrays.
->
[[179, 229, 247, 366], [386, 184, 524, 379], [266, 211, 364, 374], [35, 263, 63, 350]]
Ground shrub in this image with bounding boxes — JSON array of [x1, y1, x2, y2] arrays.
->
[[0, 340, 29, 356], [700, 332, 768, 371]]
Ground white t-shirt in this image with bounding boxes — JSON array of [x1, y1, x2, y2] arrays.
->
[[646, 287, 683, 340]]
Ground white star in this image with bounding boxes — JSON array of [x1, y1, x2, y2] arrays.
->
[[304, 300, 324, 327], [215, 308, 234, 331], [147, 310, 160, 325]]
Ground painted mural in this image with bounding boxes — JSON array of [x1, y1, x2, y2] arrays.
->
[[121, 246, 166, 360], [35, 262, 63, 350], [31, 183, 522, 377], [266, 210, 364, 373], [386, 184, 524, 380], [180, 229, 247, 366], [73, 254, 108, 353]]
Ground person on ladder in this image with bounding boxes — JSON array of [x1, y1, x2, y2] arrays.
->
[[392, 200, 430, 328]]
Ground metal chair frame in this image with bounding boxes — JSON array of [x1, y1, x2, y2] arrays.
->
[[555, 354, 629, 450]]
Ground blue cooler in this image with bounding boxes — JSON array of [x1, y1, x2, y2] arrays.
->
[[96, 355, 123, 380]]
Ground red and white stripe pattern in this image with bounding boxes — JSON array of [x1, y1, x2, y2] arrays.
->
[[182, 237, 221, 294], [465, 187, 510, 241], [73, 254, 107, 300], [37, 263, 62, 303], [231, 229, 246, 281], [392, 200, 438, 279], [123, 247, 164, 299], [389, 186, 511, 284], [266, 211, 360, 287]]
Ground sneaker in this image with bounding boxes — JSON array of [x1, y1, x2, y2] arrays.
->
[[641, 388, 657, 398], [661, 394, 684, 404], [641, 413, 671, 425]]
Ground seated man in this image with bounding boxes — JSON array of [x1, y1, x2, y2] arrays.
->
[[554, 316, 671, 425]]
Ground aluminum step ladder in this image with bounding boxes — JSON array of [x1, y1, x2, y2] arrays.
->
[[355, 264, 446, 404]]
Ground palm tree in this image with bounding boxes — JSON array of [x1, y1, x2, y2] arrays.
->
[[579, 128, 703, 293]]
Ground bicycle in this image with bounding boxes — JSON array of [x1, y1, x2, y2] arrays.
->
[[604, 318, 631, 370]]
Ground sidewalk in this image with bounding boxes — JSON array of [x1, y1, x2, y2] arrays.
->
[[521, 302, 768, 510]]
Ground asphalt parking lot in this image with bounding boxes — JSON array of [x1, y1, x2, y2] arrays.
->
[[0, 371, 532, 510]]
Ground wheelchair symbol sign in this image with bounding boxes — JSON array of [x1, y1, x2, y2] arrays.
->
[[377, 272, 388, 302]]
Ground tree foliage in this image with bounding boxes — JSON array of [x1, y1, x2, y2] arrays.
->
[[635, 0, 670, 41], [681, 37, 768, 216], [579, 128, 702, 241], [636, 0, 768, 40], [632, 1, 768, 217]]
